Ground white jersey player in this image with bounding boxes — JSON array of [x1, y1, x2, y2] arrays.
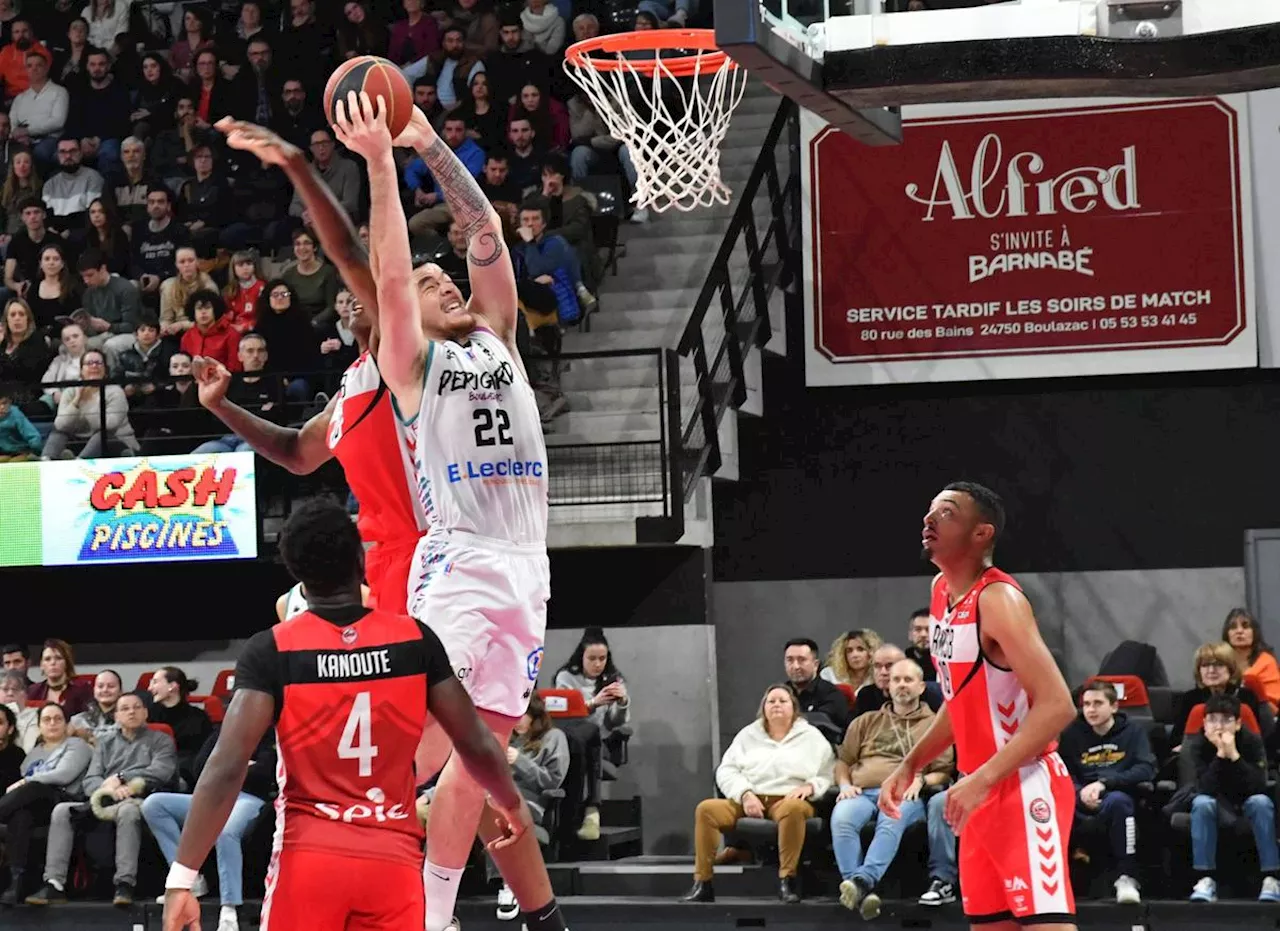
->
[[275, 581, 371, 622], [333, 94, 559, 931]]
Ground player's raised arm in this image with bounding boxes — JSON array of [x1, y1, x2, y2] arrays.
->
[[193, 357, 335, 474], [334, 92, 427, 409], [395, 107, 517, 343], [216, 118, 378, 317]]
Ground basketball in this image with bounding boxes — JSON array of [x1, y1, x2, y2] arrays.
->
[[324, 56, 413, 139]]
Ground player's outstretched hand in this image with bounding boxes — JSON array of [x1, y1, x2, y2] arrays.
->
[[485, 797, 534, 852], [332, 90, 392, 161], [392, 105, 437, 152], [215, 117, 299, 168], [878, 763, 917, 819], [162, 889, 202, 931], [191, 355, 232, 410]]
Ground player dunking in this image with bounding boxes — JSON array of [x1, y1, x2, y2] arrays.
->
[[191, 118, 426, 615], [880, 482, 1078, 931], [161, 499, 529, 931], [333, 94, 560, 931]]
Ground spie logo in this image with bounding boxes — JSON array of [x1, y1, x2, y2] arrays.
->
[[314, 787, 409, 823]]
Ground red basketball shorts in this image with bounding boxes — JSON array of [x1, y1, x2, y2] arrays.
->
[[365, 537, 417, 615], [260, 848, 424, 931], [960, 752, 1076, 924]]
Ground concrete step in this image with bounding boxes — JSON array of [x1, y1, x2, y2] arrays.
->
[[562, 329, 674, 352], [569, 384, 700, 412], [544, 427, 660, 447], [619, 233, 728, 259], [560, 355, 696, 391], [593, 287, 697, 312], [545, 409, 662, 437], [588, 306, 686, 332], [610, 250, 752, 282]]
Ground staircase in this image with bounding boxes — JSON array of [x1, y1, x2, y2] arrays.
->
[[545, 79, 790, 548]]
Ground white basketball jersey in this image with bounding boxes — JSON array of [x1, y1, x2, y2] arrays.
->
[[283, 583, 308, 619], [409, 328, 548, 546]]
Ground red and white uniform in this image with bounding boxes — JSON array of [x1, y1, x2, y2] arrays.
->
[[329, 351, 427, 614], [234, 604, 455, 930], [930, 567, 1075, 925]]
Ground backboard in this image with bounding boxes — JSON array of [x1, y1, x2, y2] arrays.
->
[[714, 0, 1280, 145]]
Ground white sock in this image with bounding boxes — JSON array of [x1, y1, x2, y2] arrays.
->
[[220, 905, 239, 926], [424, 861, 465, 931], [47, 878, 64, 892]]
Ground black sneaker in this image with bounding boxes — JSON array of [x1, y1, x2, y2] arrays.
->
[[112, 882, 135, 908], [919, 878, 957, 906], [25, 883, 67, 906]]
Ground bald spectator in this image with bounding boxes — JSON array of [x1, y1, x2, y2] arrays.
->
[[783, 637, 848, 742], [852, 643, 945, 718]]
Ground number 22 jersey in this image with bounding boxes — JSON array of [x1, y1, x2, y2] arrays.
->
[[233, 604, 455, 866], [404, 327, 548, 546]]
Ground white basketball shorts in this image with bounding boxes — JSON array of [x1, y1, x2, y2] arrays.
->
[[406, 527, 550, 718]]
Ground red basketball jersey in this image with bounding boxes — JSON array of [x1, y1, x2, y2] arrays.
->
[[234, 604, 454, 866], [328, 352, 427, 547], [929, 566, 1056, 775]]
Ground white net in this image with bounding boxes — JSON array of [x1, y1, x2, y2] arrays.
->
[[564, 46, 749, 213]]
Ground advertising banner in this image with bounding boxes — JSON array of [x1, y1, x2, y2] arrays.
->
[[0, 452, 257, 567], [802, 97, 1257, 385]]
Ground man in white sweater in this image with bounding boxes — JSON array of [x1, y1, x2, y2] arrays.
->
[[9, 51, 68, 170]]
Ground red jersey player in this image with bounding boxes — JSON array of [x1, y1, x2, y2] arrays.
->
[[161, 498, 530, 931], [192, 118, 426, 614], [880, 482, 1078, 931]]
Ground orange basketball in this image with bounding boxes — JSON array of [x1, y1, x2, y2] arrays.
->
[[324, 56, 413, 139]]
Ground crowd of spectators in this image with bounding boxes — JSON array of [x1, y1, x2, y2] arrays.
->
[[0, 0, 666, 463], [0, 627, 632, 927]]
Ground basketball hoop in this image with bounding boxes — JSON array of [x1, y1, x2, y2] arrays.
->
[[563, 29, 748, 213]]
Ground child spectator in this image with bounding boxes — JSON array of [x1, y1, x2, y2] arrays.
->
[[179, 289, 240, 371], [0, 381, 41, 459], [222, 251, 265, 334]]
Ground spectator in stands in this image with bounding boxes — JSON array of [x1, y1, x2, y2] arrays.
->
[[406, 114, 484, 235], [520, 0, 565, 56], [506, 117, 543, 192], [0, 703, 21, 786], [0, 299, 52, 406], [436, 218, 470, 281], [1184, 692, 1280, 903], [43, 347, 139, 458], [634, 12, 660, 30], [5, 196, 57, 302], [269, 79, 322, 153], [685, 684, 834, 904], [782, 636, 849, 741], [150, 97, 200, 185], [510, 83, 569, 153], [449, 0, 501, 59], [279, 0, 335, 88], [852, 643, 943, 717], [233, 1, 273, 52], [820, 629, 880, 693], [490, 692, 568, 919], [170, 6, 214, 83], [80, 198, 127, 275], [457, 72, 505, 153], [1171, 641, 1262, 747], [554, 627, 631, 841], [0, 381, 41, 459], [903, 608, 935, 682], [285, 127, 360, 236], [640, 0, 693, 27], [0, 21, 51, 103], [132, 184, 191, 307], [109, 138, 154, 233], [10, 50, 68, 169], [179, 289, 240, 371], [918, 786, 958, 906], [319, 286, 361, 379], [77, 248, 142, 356], [241, 38, 283, 129], [26, 640, 91, 716], [42, 136, 103, 239], [1224, 608, 1280, 711], [117, 314, 169, 401], [189, 48, 248, 129], [139, 350, 205, 454], [51, 20, 91, 92], [540, 153, 598, 288], [222, 250, 264, 333], [830, 658, 951, 919], [145, 666, 212, 791], [433, 26, 485, 111], [143, 725, 276, 931], [84, 1, 132, 57], [480, 149, 520, 207], [191, 332, 284, 452], [281, 228, 340, 324], [69, 669, 122, 745], [159, 245, 214, 338], [1, 644, 28, 682], [338, 1, 388, 59], [571, 13, 599, 43], [27, 691, 176, 908], [0, 702, 92, 907], [40, 320, 87, 407], [181, 143, 251, 255], [515, 196, 582, 324], [0, 668, 38, 750], [130, 54, 183, 139], [65, 49, 129, 177], [389, 0, 441, 77], [0, 151, 42, 239], [27, 243, 79, 330], [413, 75, 444, 126], [1060, 680, 1153, 904], [566, 94, 641, 213]]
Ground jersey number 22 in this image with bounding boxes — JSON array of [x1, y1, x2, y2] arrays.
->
[[338, 691, 378, 777], [474, 408, 513, 446]]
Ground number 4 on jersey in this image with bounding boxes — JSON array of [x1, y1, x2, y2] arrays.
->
[[338, 691, 378, 777]]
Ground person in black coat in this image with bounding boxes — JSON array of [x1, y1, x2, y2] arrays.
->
[[784, 638, 849, 743]]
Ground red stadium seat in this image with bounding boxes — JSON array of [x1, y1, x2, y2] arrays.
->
[[136, 671, 154, 692], [1184, 701, 1261, 736], [148, 723, 176, 743], [835, 683, 856, 709], [1243, 672, 1267, 705], [189, 694, 225, 724], [1085, 674, 1149, 709], [212, 670, 235, 702], [538, 689, 589, 719], [25, 699, 42, 709], [72, 674, 96, 689]]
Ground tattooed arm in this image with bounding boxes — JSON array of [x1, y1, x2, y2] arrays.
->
[[399, 107, 518, 344]]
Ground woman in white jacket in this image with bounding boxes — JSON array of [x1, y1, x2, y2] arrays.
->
[[520, 0, 565, 55], [84, 0, 135, 51], [41, 348, 138, 459], [683, 684, 834, 904]]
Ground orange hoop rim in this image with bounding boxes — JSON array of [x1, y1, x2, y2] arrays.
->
[[564, 28, 736, 77]]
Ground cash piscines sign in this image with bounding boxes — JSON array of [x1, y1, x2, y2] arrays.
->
[[0, 452, 257, 567], [802, 97, 1256, 385]]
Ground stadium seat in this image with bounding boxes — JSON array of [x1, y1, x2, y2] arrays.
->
[[1184, 702, 1261, 736], [1148, 686, 1176, 725], [25, 699, 42, 709], [539, 689, 590, 719], [212, 670, 235, 702], [1085, 674, 1151, 717], [148, 723, 176, 743], [72, 674, 96, 689], [188, 694, 225, 724], [576, 174, 622, 283], [136, 671, 154, 692], [724, 787, 838, 886]]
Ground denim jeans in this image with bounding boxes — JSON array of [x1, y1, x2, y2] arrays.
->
[[1076, 789, 1137, 876], [1190, 793, 1280, 872], [927, 789, 958, 883], [830, 788, 925, 888], [568, 144, 639, 190], [141, 791, 264, 905], [193, 434, 251, 454]]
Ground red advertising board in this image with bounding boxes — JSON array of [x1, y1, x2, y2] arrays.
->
[[804, 98, 1256, 384]]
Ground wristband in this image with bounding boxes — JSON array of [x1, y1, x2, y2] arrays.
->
[[165, 863, 200, 891]]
